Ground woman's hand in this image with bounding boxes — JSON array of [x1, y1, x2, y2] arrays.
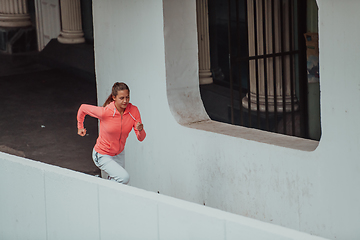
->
[[78, 128, 87, 136], [136, 122, 143, 132]]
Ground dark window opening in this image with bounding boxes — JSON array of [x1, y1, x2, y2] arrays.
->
[[200, 0, 320, 141]]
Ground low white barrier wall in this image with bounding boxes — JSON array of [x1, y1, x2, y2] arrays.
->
[[0, 152, 328, 240]]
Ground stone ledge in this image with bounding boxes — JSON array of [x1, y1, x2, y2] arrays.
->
[[186, 120, 319, 152]]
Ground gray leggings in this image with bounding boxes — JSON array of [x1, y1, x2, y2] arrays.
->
[[92, 149, 130, 184]]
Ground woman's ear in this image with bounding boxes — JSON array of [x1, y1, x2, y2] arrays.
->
[[112, 95, 116, 101]]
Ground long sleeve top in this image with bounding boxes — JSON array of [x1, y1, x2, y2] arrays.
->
[[77, 101, 146, 156]]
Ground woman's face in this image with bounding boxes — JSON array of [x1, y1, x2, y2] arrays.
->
[[113, 90, 129, 111]]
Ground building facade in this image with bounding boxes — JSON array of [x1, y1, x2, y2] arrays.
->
[[1, 0, 359, 239], [92, 1, 359, 239]]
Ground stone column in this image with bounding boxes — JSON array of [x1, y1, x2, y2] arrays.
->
[[196, 0, 213, 85], [0, 0, 31, 27], [242, 0, 298, 112], [57, 0, 85, 44]]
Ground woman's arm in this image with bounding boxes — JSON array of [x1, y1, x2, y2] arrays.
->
[[130, 107, 146, 141], [77, 104, 103, 133], [134, 122, 146, 141]]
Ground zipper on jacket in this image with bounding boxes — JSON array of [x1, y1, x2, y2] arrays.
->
[[120, 113, 123, 144]]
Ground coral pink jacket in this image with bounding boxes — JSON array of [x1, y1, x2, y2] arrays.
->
[[77, 101, 146, 156]]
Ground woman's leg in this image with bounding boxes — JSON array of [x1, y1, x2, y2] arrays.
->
[[92, 149, 130, 184]]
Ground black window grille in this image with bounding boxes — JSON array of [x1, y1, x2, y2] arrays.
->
[[202, 0, 313, 139]]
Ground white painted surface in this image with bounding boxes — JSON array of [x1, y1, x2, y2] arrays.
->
[[0, 155, 47, 239], [0, 152, 328, 240], [35, 0, 61, 51], [0, 0, 355, 239], [98, 185, 159, 239], [45, 170, 100, 239], [91, 0, 360, 239]]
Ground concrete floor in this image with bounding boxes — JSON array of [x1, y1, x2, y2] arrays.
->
[[0, 52, 100, 176]]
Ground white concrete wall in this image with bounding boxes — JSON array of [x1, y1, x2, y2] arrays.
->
[[92, 0, 360, 240], [0, 152, 329, 240]]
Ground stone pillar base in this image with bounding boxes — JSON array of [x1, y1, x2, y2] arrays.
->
[[58, 30, 85, 44], [199, 70, 213, 85], [242, 92, 299, 112], [197, 0, 213, 85], [0, 14, 31, 27], [58, 0, 85, 44]]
